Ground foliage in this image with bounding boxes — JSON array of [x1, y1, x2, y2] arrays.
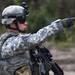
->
[[13, 0, 21, 4]]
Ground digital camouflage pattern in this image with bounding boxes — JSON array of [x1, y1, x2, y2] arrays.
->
[[0, 19, 63, 75]]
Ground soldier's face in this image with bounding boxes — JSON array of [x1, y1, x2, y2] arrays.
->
[[18, 22, 28, 32]]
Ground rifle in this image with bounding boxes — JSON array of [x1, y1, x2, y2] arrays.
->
[[62, 17, 75, 21], [29, 46, 64, 75]]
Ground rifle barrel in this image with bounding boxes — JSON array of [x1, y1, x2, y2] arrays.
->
[[62, 17, 75, 22]]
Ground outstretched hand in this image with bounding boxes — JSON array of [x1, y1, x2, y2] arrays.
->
[[61, 17, 75, 28]]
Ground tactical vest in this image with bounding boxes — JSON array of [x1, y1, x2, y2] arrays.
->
[[0, 32, 30, 75]]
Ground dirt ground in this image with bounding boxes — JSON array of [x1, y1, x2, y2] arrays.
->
[[50, 47, 75, 75]]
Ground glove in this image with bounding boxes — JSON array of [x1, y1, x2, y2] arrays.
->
[[61, 18, 74, 28]]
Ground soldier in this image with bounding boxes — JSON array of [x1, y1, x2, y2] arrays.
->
[[0, 4, 73, 75]]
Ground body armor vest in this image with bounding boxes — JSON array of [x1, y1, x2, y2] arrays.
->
[[0, 32, 30, 75]]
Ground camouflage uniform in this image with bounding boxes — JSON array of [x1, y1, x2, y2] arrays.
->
[[0, 19, 63, 75]]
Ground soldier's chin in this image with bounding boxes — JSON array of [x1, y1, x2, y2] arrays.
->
[[18, 29, 28, 33]]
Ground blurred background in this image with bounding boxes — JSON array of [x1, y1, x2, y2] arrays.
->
[[0, 0, 75, 74]]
